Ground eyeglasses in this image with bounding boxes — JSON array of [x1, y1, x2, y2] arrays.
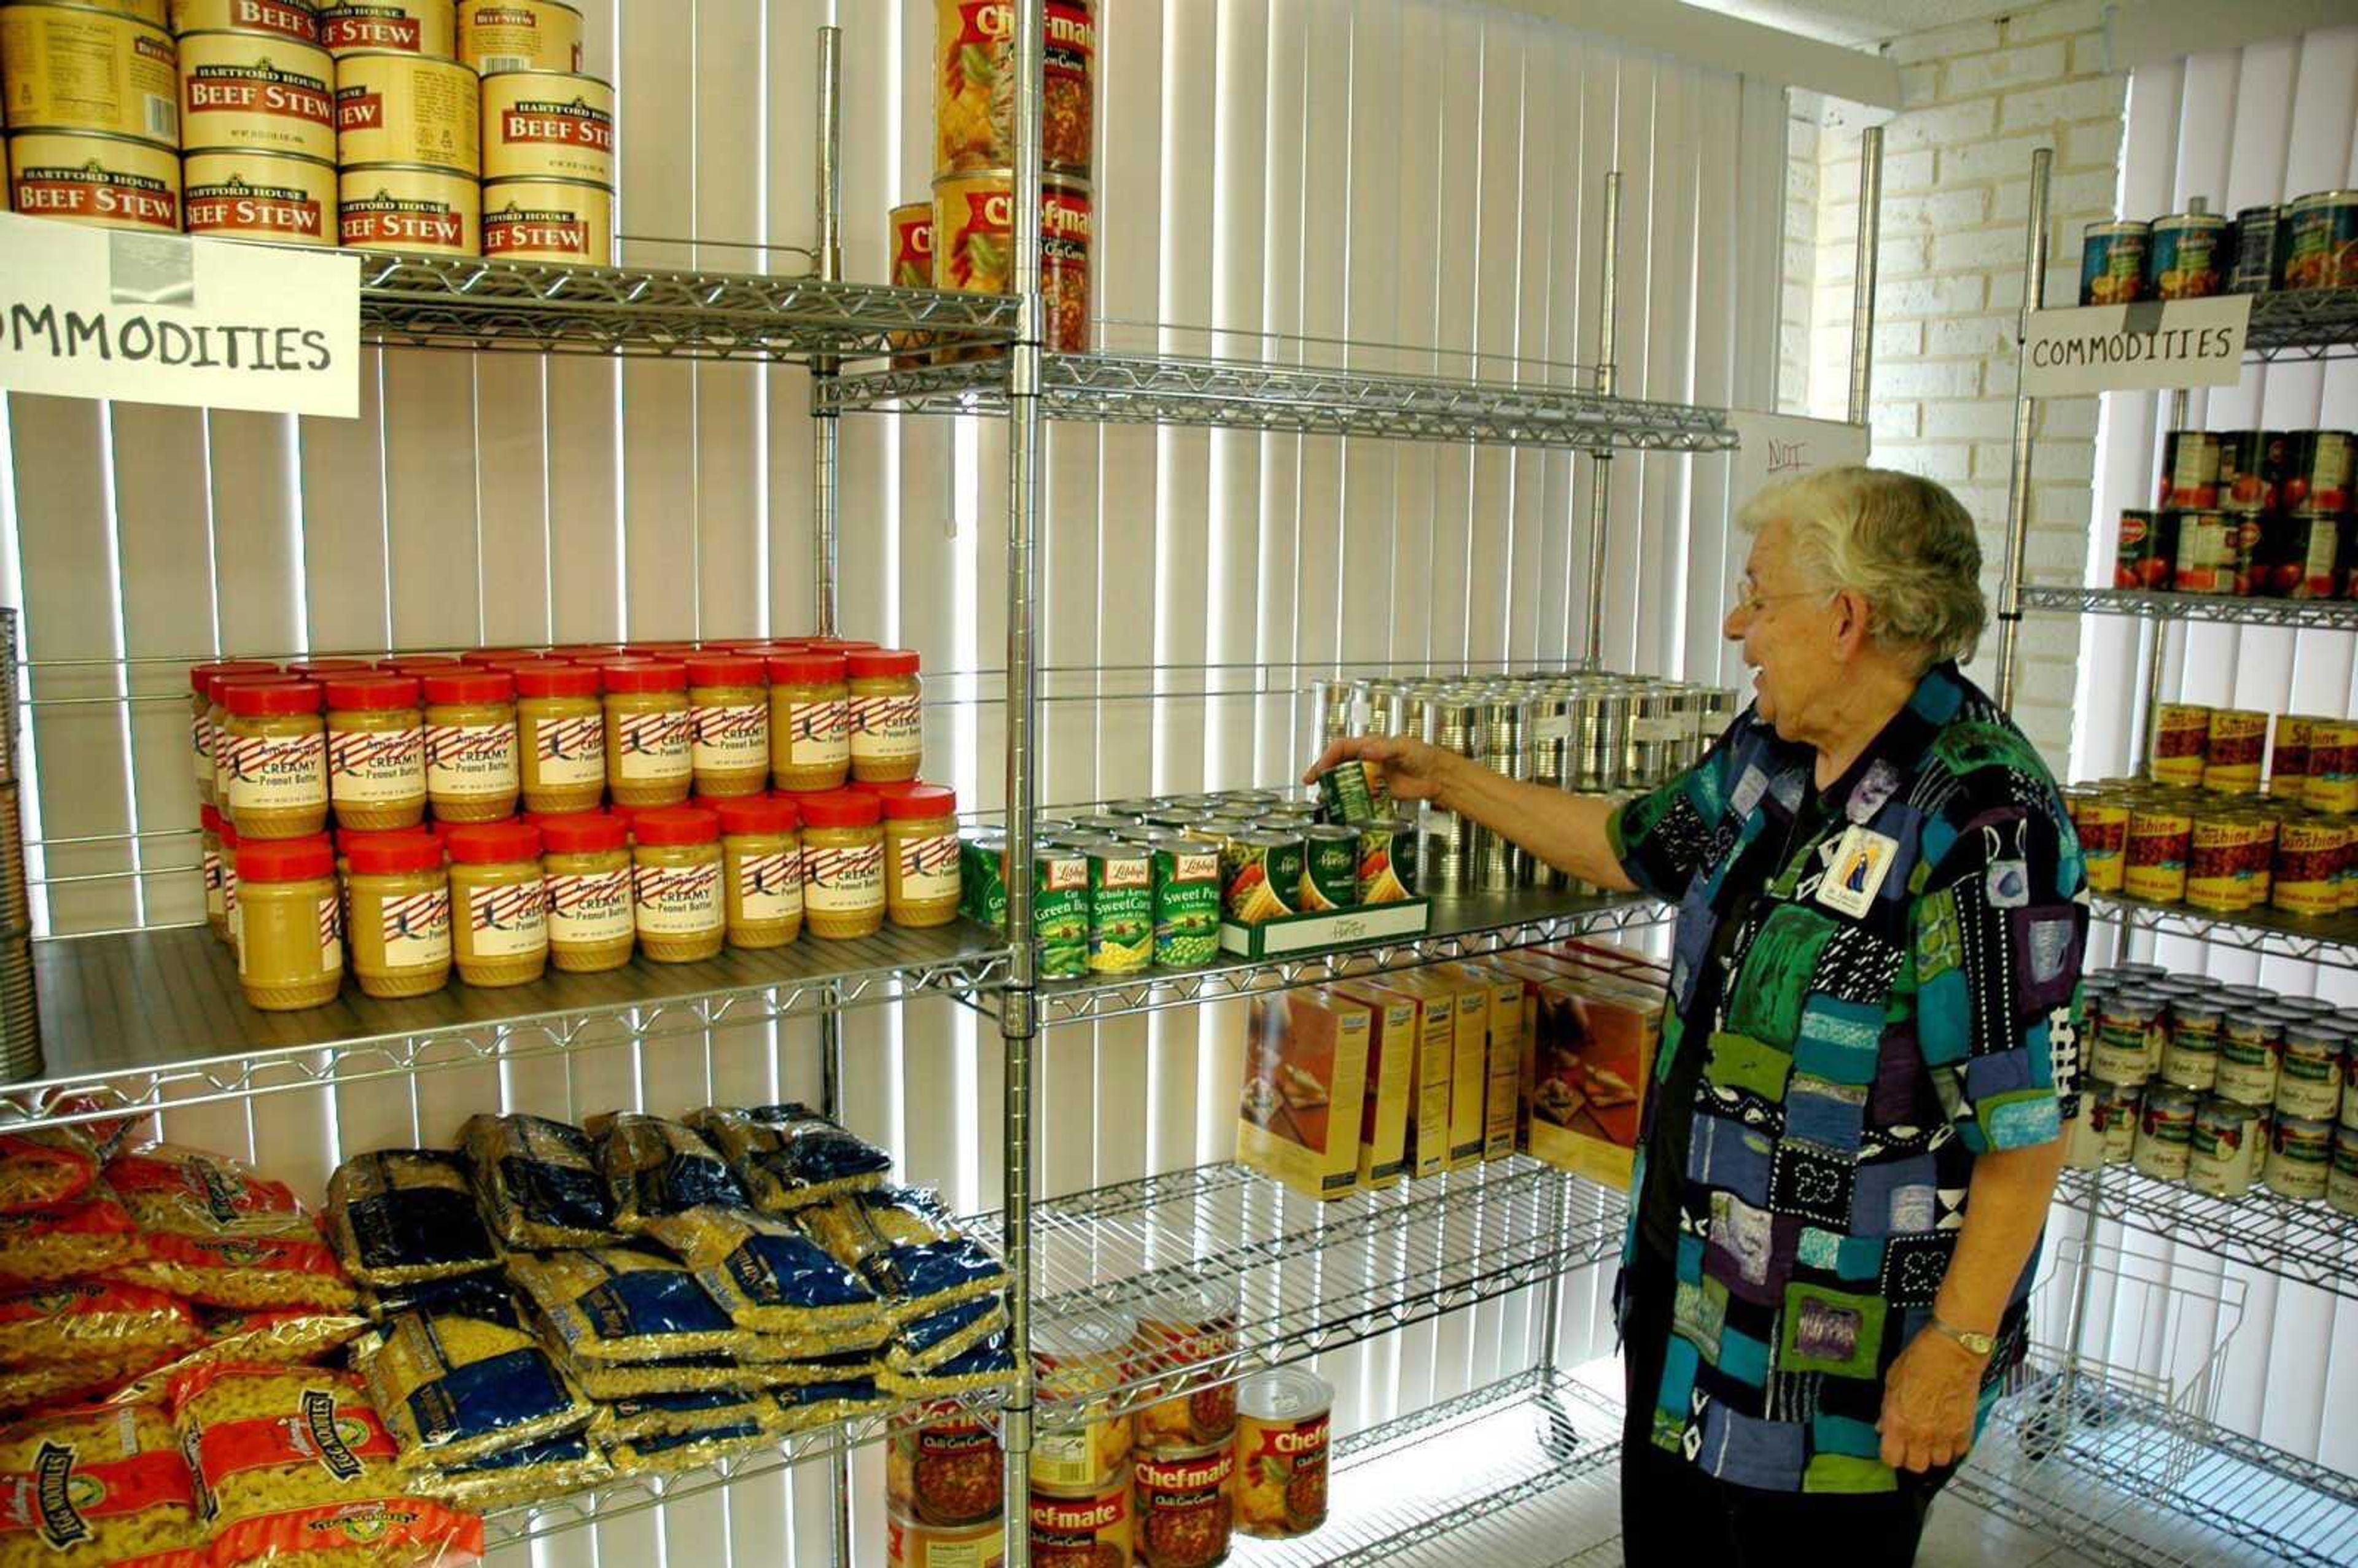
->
[[1729, 583, 1829, 618]]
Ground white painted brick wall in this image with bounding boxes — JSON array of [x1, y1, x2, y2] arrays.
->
[[1788, 0, 2123, 770]]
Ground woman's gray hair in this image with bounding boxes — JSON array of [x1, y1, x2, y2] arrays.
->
[[1738, 465, 1988, 667]]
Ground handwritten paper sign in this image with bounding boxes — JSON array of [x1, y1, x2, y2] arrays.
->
[[2021, 295, 2251, 397], [1727, 411, 1872, 507], [0, 212, 360, 418]]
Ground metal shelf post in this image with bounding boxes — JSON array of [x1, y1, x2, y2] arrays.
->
[[1996, 147, 2051, 708], [1849, 126, 1884, 425], [1579, 173, 1622, 671]]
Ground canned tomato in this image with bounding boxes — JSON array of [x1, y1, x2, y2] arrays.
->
[[2307, 721, 2358, 815], [887, 1407, 1002, 1527], [1135, 1283, 1240, 1448], [2260, 512, 2341, 600], [2113, 508, 2174, 590], [1220, 829, 1302, 926], [1085, 840, 1152, 974], [2266, 1113, 2333, 1200], [886, 1509, 1003, 1568], [1035, 845, 1088, 979], [2187, 1097, 2265, 1197], [1151, 839, 1221, 969], [2276, 1023, 2345, 1122], [7, 130, 179, 230], [2279, 430, 2355, 517], [2216, 430, 2280, 513], [2158, 432, 2220, 510], [2160, 999, 2223, 1092], [2091, 997, 2157, 1084], [889, 201, 933, 368], [1357, 813, 1417, 902], [1031, 1472, 1132, 1564], [481, 174, 608, 263], [2080, 219, 2147, 305], [2148, 211, 2229, 299], [1, 6, 178, 146], [2202, 709, 2267, 796], [2216, 1013, 2281, 1108], [317, 0, 450, 58], [2133, 1084, 2198, 1181], [480, 68, 611, 183], [2229, 203, 2288, 293], [172, 0, 317, 44], [182, 146, 333, 243], [2150, 703, 2211, 787], [458, 0, 582, 74], [335, 52, 478, 171], [2123, 800, 2192, 904], [177, 31, 335, 158], [1134, 1442, 1236, 1568], [2284, 190, 2358, 292], [1032, 1310, 1136, 1490], [2227, 512, 2267, 595], [1298, 823, 1360, 912], [2184, 815, 2243, 911], [934, 0, 1094, 176], [338, 163, 478, 254], [1234, 1366, 1330, 1540], [2167, 509, 2230, 594]]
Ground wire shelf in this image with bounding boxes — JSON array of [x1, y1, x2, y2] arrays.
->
[[2094, 894, 2358, 969], [2056, 1165, 2358, 1303], [2019, 584, 2358, 632], [0, 922, 1011, 1131], [818, 352, 1741, 452], [2245, 286, 2358, 362], [352, 250, 1018, 363]]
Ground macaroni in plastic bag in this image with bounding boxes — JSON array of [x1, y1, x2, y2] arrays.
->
[[685, 1106, 891, 1214], [106, 1146, 355, 1312], [354, 1289, 596, 1470], [879, 1329, 1018, 1400], [361, 1273, 516, 1326], [0, 1187, 142, 1289], [505, 1248, 749, 1364], [415, 1432, 610, 1513], [642, 1205, 882, 1340], [602, 1419, 773, 1478], [327, 1151, 502, 1289], [769, 1376, 892, 1434], [461, 1114, 617, 1252], [593, 1386, 772, 1446], [168, 1362, 484, 1567], [799, 1187, 1005, 1313], [108, 1308, 369, 1407], [0, 1126, 99, 1215], [585, 1114, 747, 1235], [885, 1295, 1009, 1376], [734, 1347, 884, 1384], [0, 1280, 201, 1375], [553, 1351, 753, 1401], [0, 1402, 208, 1567]]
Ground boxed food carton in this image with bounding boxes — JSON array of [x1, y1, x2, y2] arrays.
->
[[1236, 988, 1374, 1201], [1439, 962, 1527, 1163], [1333, 981, 1418, 1190], [1382, 969, 1488, 1170], [1354, 977, 1458, 1179], [1487, 945, 1662, 1189]]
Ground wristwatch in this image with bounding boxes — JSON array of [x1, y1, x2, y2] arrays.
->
[[1929, 1316, 1996, 1357]]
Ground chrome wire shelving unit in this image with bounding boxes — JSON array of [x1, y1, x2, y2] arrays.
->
[[2018, 583, 2358, 632], [2056, 1164, 2358, 1303], [2245, 284, 2358, 362], [2091, 893, 2358, 969]]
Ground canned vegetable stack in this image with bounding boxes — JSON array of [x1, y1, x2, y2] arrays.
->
[[2080, 188, 2358, 301], [2117, 428, 2358, 602], [2, 0, 184, 235]]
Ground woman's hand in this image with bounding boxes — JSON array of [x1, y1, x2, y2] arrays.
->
[[1877, 1327, 1984, 1473], [1301, 733, 1460, 807]]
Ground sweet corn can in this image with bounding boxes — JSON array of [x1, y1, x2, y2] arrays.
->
[[182, 146, 334, 243], [1085, 840, 1151, 974], [1356, 814, 1416, 902], [335, 51, 478, 172], [481, 173, 609, 263], [1234, 1367, 1331, 1540], [338, 161, 478, 253], [479, 68, 610, 184], [456, 0, 582, 74], [6, 130, 179, 230], [1, 6, 179, 146], [1221, 829, 1302, 925]]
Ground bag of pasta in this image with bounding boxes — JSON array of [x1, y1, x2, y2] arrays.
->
[[327, 1150, 502, 1289], [593, 1386, 772, 1446], [360, 1272, 518, 1325], [734, 1346, 885, 1386], [548, 1349, 752, 1402], [354, 1286, 596, 1470], [0, 1401, 208, 1567], [602, 1419, 772, 1479], [0, 1125, 100, 1214], [505, 1247, 749, 1364], [585, 1114, 747, 1235], [461, 1114, 617, 1251], [879, 1327, 1018, 1400], [800, 1187, 1005, 1314], [169, 1362, 484, 1567], [769, 1376, 891, 1435], [108, 1307, 370, 1407], [106, 1146, 356, 1313], [415, 1432, 610, 1513], [0, 1279, 201, 1378], [685, 1105, 891, 1214], [642, 1204, 882, 1342], [886, 1294, 1010, 1376], [0, 1186, 142, 1289]]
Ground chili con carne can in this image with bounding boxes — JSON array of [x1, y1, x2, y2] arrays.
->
[[1134, 1442, 1236, 1568], [2114, 508, 2175, 591], [1030, 1472, 1132, 1564], [1357, 813, 1417, 903], [2284, 189, 2358, 292], [1041, 173, 1091, 353], [2080, 219, 2147, 305], [2132, 1084, 2198, 1181], [889, 201, 934, 368], [2123, 799, 2192, 904], [933, 0, 1094, 176], [2150, 703, 2212, 788], [2228, 203, 2289, 293], [1220, 830, 1301, 926], [2187, 1096, 2265, 1197], [1037, 845, 1090, 979], [1086, 840, 1153, 974], [2148, 211, 2230, 300], [2279, 430, 2356, 517], [887, 1407, 1003, 1527], [886, 1510, 1003, 1568], [1298, 823, 1360, 913], [2159, 432, 2221, 510], [930, 167, 1091, 355], [1152, 839, 1222, 969], [1233, 1367, 1330, 1540], [1136, 1282, 1240, 1448], [2265, 1112, 2333, 1200]]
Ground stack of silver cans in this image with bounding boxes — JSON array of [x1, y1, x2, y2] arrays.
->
[[0, 611, 36, 1085]]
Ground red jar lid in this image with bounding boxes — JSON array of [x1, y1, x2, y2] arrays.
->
[[879, 785, 957, 819], [537, 812, 629, 855], [425, 818, 473, 846], [631, 805, 720, 846], [850, 780, 922, 798], [486, 652, 569, 670], [445, 821, 542, 864], [511, 661, 601, 699], [211, 671, 291, 704], [459, 648, 533, 667], [201, 804, 223, 833], [224, 680, 322, 718], [685, 653, 766, 688], [237, 834, 335, 883], [804, 638, 879, 653], [550, 643, 626, 660], [220, 822, 241, 850], [628, 642, 701, 659], [795, 790, 881, 829], [346, 831, 445, 876], [845, 648, 921, 678], [378, 656, 462, 675], [766, 652, 847, 686], [190, 659, 275, 695], [601, 659, 687, 694], [285, 658, 372, 679], [323, 674, 421, 711], [421, 671, 516, 706], [714, 796, 800, 836]]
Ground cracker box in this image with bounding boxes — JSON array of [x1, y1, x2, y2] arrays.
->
[[1236, 988, 1374, 1201], [1383, 969, 1488, 1170], [1486, 947, 1662, 1190], [1333, 981, 1418, 1190], [1355, 977, 1458, 1179], [1439, 962, 1527, 1163]]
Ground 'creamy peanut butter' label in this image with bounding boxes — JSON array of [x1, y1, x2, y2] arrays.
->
[[193, 713, 213, 783], [547, 867, 632, 946], [693, 703, 768, 775], [779, 697, 850, 770], [849, 694, 923, 764], [426, 721, 518, 800], [378, 887, 451, 969], [466, 880, 546, 958], [203, 849, 223, 915], [804, 842, 884, 915], [634, 861, 722, 937], [330, 725, 426, 805], [615, 708, 693, 782], [532, 713, 605, 788], [736, 850, 802, 924], [226, 730, 327, 815], [895, 832, 960, 904]]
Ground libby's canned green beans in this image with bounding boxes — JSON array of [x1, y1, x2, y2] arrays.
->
[[961, 832, 1007, 928], [1300, 823, 1361, 912], [1036, 846, 1089, 978], [1085, 840, 1153, 973], [1151, 839, 1223, 968]]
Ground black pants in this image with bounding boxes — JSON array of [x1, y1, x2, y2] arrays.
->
[[1619, 1243, 1946, 1567]]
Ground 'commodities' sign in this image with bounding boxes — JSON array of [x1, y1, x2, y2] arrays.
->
[[0, 211, 359, 418], [2021, 295, 2251, 396]]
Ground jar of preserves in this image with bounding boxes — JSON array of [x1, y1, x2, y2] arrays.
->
[[189, 660, 275, 805], [323, 673, 427, 831], [423, 671, 522, 823], [344, 831, 452, 999], [798, 791, 885, 940], [847, 648, 924, 783], [602, 660, 694, 807], [200, 804, 228, 941], [631, 805, 725, 962], [881, 784, 961, 929], [222, 680, 330, 840], [540, 811, 634, 973], [768, 652, 850, 792], [445, 820, 548, 987], [512, 660, 606, 815], [235, 834, 343, 1012], [712, 795, 801, 949], [687, 653, 771, 799]]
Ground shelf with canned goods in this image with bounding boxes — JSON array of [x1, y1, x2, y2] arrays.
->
[[2246, 284, 2358, 362], [351, 250, 1021, 363], [2092, 892, 2358, 971], [2056, 1164, 2358, 1302], [2019, 583, 2358, 632], [0, 920, 1011, 1134]]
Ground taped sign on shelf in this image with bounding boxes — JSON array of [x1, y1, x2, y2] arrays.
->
[[1727, 411, 1872, 510], [0, 212, 360, 417], [2020, 295, 2251, 396]]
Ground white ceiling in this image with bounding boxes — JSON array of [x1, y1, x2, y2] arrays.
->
[[1681, 0, 2023, 49]]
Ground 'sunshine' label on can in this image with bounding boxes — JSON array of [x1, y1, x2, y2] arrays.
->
[[426, 721, 519, 798], [467, 879, 547, 957], [547, 867, 632, 945], [330, 725, 425, 804], [736, 850, 803, 922], [379, 887, 451, 968]]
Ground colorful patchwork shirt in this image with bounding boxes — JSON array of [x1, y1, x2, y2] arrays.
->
[[1606, 659, 2087, 1495]]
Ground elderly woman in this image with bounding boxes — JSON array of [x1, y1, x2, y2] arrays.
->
[[1309, 468, 2085, 1565]]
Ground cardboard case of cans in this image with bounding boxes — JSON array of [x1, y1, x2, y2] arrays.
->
[[2079, 188, 2358, 303], [2117, 428, 2358, 603]]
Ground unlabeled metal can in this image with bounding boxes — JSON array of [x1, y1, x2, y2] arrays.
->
[[6, 130, 179, 230], [2147, 211, 2230, 300], [2284, 189, 2358, 292], [2187, 1096, 2265, 1197], [171, 0, 318, 44], [316, 0, 451, 58], [182, 146, 333, 243], [177, 31, 335, 158], [2265, 1113, 2333, 1200], [480, 68, 610, 183], [1, 6, 179, 146], [2228, 203, 2288, 293], [457, 0, 582, 74], [337, 161, 477, 253], [481, 174, 607, 264], [335, 52, 477, 171]]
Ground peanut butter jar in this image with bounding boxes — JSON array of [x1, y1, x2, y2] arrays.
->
[[235, 834, 343, 1012], [768, 651, 850, 793], [629, 805, 723, 963], [200, 804, 228, 941], [323, 673, 426, 831], [602, 659, 693, 807], [539, 810, 633, 972], [687, 653, 771, 799], [513, 659, 606, 815], [424, 670, 521, 823], [220, 821, 242, 953], [344, 829, 451, 999], [715, 794, 801, 949], [445, 820, 547, 987], [879, 783, 962, 929], [847, 648, 924, 783], [796, 790, 885, 941], [223, 679, 329, 840], [211, 672, 286, 815], [189, 660, 275, 805]]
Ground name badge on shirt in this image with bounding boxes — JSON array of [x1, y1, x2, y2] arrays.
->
[[1814, 825, 1899, 918]]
